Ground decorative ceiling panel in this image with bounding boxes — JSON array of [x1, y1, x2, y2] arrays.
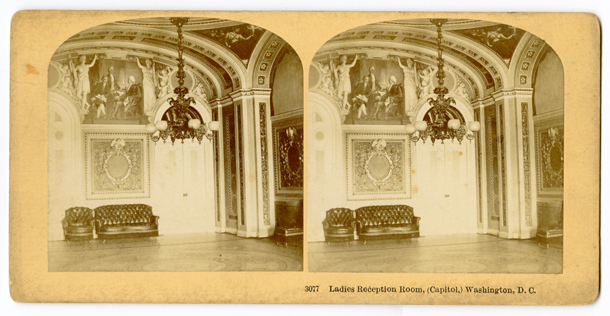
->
[[189, 23, 266, 64], [453, 24, 525, 62]]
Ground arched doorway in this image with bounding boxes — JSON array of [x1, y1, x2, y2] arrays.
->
[[414, 96, 478, 236], [48, 92, 83, 241], [307, 92, 343, 242], [152, 98, 217, 235]]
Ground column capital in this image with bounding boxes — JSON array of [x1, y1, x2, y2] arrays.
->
[[491, 88, 534, 101], [210, 96, 234, 109], [229, 88, 272, 101]]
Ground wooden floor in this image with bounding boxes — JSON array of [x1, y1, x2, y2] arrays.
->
[[49, 233, 303, 272], [308, 234, 562, 273]]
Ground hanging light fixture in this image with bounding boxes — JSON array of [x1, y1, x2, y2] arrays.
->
[[405, 19, 480, 144], [147, 17, 220, 144]]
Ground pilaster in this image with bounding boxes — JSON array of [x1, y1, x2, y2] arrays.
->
[[230, 89, 274, 237]]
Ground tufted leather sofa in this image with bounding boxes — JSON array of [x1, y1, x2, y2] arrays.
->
[[94, 204, 159, 239], [62, 207, 95, 240], [354, 205, 420, 241], [322, 208, 356, 242]]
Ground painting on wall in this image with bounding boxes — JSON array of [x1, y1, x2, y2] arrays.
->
[[85, 133, 150, 200], [346, 134, 411, 201], [274, 122, 304, 195], [315, 55, 463, 126], [536, 124, 564, 196], [52, 54, 178, 125]]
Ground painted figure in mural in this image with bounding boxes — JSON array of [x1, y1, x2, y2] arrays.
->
[[192, 80, 208, 100], [371, 95, 385, 120], [454, 79, 470, 101], [352, 75, 372, 119], [332, 55, 358, 110], [116, 76, 142, 119], [156, 66, 173, 98], [92, 76, 112, 119], [483, 26, 517, 47], [396, 57, 419, 114], [223, 26, 257, 47], [384, 76, 404, 117], [136, 57, 157, 115], [71, 54, 98, 110], [102, 66, 122, 118], [418, 65, 437, 98], [104, 66, 120, 93], [54, 61, 76, 97], [366, 66, 379, 94]]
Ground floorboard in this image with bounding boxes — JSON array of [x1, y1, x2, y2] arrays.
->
[[308, 234, 562, 273], [49, 233, 303, 272]]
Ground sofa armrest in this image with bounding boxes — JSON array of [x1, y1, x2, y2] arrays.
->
[[412, 216, 421, 226], [151, 215, 159, 225], [61, 219, 69, 229], [322, 220, 329, 231], [350, 220, 357, 231], [94, 218, 103, 230]]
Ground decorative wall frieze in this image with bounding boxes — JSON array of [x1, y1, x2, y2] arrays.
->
[[236, 104, 245, 225], [485, 107, 498, 220], [259, 102, 271, 225], [499, 103, 507, 227], [521, 102, 533, 226]]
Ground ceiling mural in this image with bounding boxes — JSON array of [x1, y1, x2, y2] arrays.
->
[[316, 28, 500, 92], [48, 16, 297, 125], [189, 23, 266, 65], [453, 24, 526, 62], [312, 19, 534, 107], [309, 18, 540, 125]]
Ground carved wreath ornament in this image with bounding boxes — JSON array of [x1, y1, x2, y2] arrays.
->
[[364, 139, 394, 188], [102, 138, 134, 188]]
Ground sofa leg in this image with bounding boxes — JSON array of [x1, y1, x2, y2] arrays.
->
[[363, 240, 366, 245]]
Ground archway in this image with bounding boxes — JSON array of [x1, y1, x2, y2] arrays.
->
[[150, 97, 217, 236], [48, 92, 83, 241], [307, 92, 343, 242], [413, 96, 478, 236]]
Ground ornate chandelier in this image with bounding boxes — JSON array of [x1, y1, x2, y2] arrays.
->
[[405, 19, 480, 144], [146, 17, 220, 144]]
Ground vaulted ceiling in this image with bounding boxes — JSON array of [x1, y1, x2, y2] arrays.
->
[[50, 17, 285, 100], [312, 19, 539, 101]]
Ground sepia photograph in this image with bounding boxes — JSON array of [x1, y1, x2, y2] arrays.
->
[[307, 18, 564, 273], [8, 10, 599, 306], [46, 16, 304, 272]]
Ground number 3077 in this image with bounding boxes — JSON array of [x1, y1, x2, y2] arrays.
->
[[305, 286, 319, 292]]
